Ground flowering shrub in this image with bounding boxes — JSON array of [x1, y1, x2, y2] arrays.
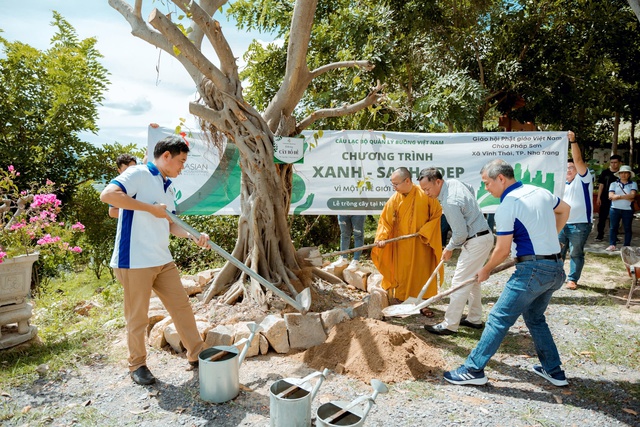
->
[[0, 166, 84, 284]]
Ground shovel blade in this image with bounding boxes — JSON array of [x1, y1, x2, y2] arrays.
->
[[382, 304, 420, 317]]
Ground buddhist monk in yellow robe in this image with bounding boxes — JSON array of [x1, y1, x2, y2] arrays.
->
[[372, 167, 443, 309]]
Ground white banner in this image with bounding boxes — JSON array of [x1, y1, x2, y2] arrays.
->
[[148, 126, 568, 215]]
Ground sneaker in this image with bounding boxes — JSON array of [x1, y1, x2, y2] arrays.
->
[[565, 280, 577, 290], [594, 237, 603, 242], [443, 365, 488, 385], [346, 259, 360, 270], [459, 316, 484, 330], [130, 365, 156, 385], [531, 365, 568, 387], [424, 323, 456, 336], [330, 257, 348, 267], [605, 245, 616, 252]]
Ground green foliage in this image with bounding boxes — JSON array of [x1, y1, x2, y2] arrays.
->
[[288, 215, 341, 253], [169, 215, 240, 273], [0, 12, 110, 203]]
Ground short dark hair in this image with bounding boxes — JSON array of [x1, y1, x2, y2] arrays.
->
[[418, 167, 442, 182], [610, 154, 622, 161], [480, 159, 514, 179], [153, 135, 190, 159], [116, 154, 137, 169]]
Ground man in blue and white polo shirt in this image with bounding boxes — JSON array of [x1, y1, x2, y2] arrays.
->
[[101, 136, 210, 386], [444, 159, 571, 387], [559, 130, 593, 290]]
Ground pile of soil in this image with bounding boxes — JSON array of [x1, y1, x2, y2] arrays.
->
[[293, 317, 446, 384]]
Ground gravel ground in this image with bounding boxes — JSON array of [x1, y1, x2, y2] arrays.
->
[[2, 236, 640, 426]]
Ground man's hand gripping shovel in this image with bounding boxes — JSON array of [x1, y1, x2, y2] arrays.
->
[[165, 210, 312, 314], [383, 259, 516, 317]]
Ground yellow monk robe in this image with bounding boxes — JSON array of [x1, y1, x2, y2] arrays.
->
[[372, 184, 443, 301]]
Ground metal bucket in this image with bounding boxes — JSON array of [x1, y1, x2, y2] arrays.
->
[[315, 379, 387, 427], [316, 400, 367, 427], [269, 369, 329, 427], [199, 323, 261, 403]]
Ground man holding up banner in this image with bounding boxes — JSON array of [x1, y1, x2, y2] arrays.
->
[[372, 167, 443, 315]]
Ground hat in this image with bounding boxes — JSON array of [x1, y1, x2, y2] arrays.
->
[[614, 165, 635, 178]]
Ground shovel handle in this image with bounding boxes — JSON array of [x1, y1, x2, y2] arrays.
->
[[208, 350, 229, 362], [322, 233, 420, 258], [411, 259, 516, 312], [414, 258, 446, 301]]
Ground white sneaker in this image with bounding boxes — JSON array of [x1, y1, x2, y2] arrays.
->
[[348, 259, 360, 269], [330, 257, 348, 267]]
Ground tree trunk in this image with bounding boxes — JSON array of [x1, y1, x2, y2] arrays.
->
[[612, 111, 620, 156]]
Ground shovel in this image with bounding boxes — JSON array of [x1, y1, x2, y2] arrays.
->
[[322, 232, 419, 258], [402, 258, 446, 306], [382, 259, 516, 317], [165, 210, 312, 314]]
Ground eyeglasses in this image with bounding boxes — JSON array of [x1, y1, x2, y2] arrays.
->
[[391, 179, 408, 188]]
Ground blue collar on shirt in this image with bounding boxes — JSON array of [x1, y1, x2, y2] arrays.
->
[[147, 162, 172, 192], [500, 181, 523, 202]]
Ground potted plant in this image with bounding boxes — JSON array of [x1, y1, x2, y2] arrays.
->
[[0, 165, 84, 301]]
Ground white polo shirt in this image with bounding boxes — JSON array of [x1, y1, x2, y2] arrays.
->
[[495, 182, 562, 258], [109, 163, 177, 269], [564, 169, 593, 224]]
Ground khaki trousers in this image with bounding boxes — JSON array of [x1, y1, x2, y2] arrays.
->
[[442, 232, 494, 331], [115, 262, 205, 371]]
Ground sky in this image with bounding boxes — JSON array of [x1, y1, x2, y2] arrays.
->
[[1, 1, 273, 149]]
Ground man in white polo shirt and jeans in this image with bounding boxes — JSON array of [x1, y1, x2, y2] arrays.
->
[[444, 159, 571, 387], [101, 136, 210, 385]]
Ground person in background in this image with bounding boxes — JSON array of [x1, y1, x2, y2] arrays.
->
[[372, 167, 443, 316], [418, 168, 493, 336], [100, 136, 210, 385], [595, 155, 622, 242], [444, 159, 570, 387], [335, 215, 366, 269], [606, 165, 637, 251], [559, 131, 593, 291], [108, 154, 138, 218]]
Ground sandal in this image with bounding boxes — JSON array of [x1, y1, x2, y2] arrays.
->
[[389, 297, 403, 306], [420, 307, 435, 318]]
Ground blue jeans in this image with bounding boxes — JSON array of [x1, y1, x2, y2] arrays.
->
[[465, 259, 565, 375], [338, 215, 365, 260], [558, 222, 592, 283], [609, 208, 633, 246]]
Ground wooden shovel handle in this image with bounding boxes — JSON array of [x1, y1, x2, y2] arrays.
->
[[323, 233, 420, 258], [208, 350, 229, 362]]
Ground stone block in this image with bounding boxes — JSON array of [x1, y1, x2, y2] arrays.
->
[[196, 321, 212, 340], [196, 268, 218, 286], [367, 273, 384, 293], [285, 313, 327, 350], [181, 278, 202, 296], [259, 314, 289, 354], [259, 334, 269, 355], [344, 301, 369, 319], [164, 323, 183, 353], [149, 317, 173, 349], [205, 324, 234, 347], [233, 322, 260, 358], [367, 289, 389, 320], [343, 268, 370, 291], [320, 308, 350, 335]]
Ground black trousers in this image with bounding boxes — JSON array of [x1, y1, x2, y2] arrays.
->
[[596, 200, 611, 238]]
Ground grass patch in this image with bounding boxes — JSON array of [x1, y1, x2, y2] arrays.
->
[[0, 270, 123, 388]]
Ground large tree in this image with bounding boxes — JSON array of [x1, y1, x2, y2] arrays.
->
[[109, 0, 383, 308]]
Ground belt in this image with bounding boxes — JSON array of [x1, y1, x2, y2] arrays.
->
[[466, 229, 491, 241], [515, 253, 561, 264]]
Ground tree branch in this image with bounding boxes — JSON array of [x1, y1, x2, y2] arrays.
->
[[148, 8, 230, 91], [108, 0, 203, 85], [263, 0, 318, 130], [309, 60, 374, 79], [296, 81, 385, 132], [172, 0, 239, 84]]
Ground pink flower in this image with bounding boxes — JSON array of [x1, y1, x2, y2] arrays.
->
[[70, 246, 82, 253], [7, 165, 14, 172], [0, 251, 6, 263], [36, 234, 61, 245], [71, 222, 85, 231]]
